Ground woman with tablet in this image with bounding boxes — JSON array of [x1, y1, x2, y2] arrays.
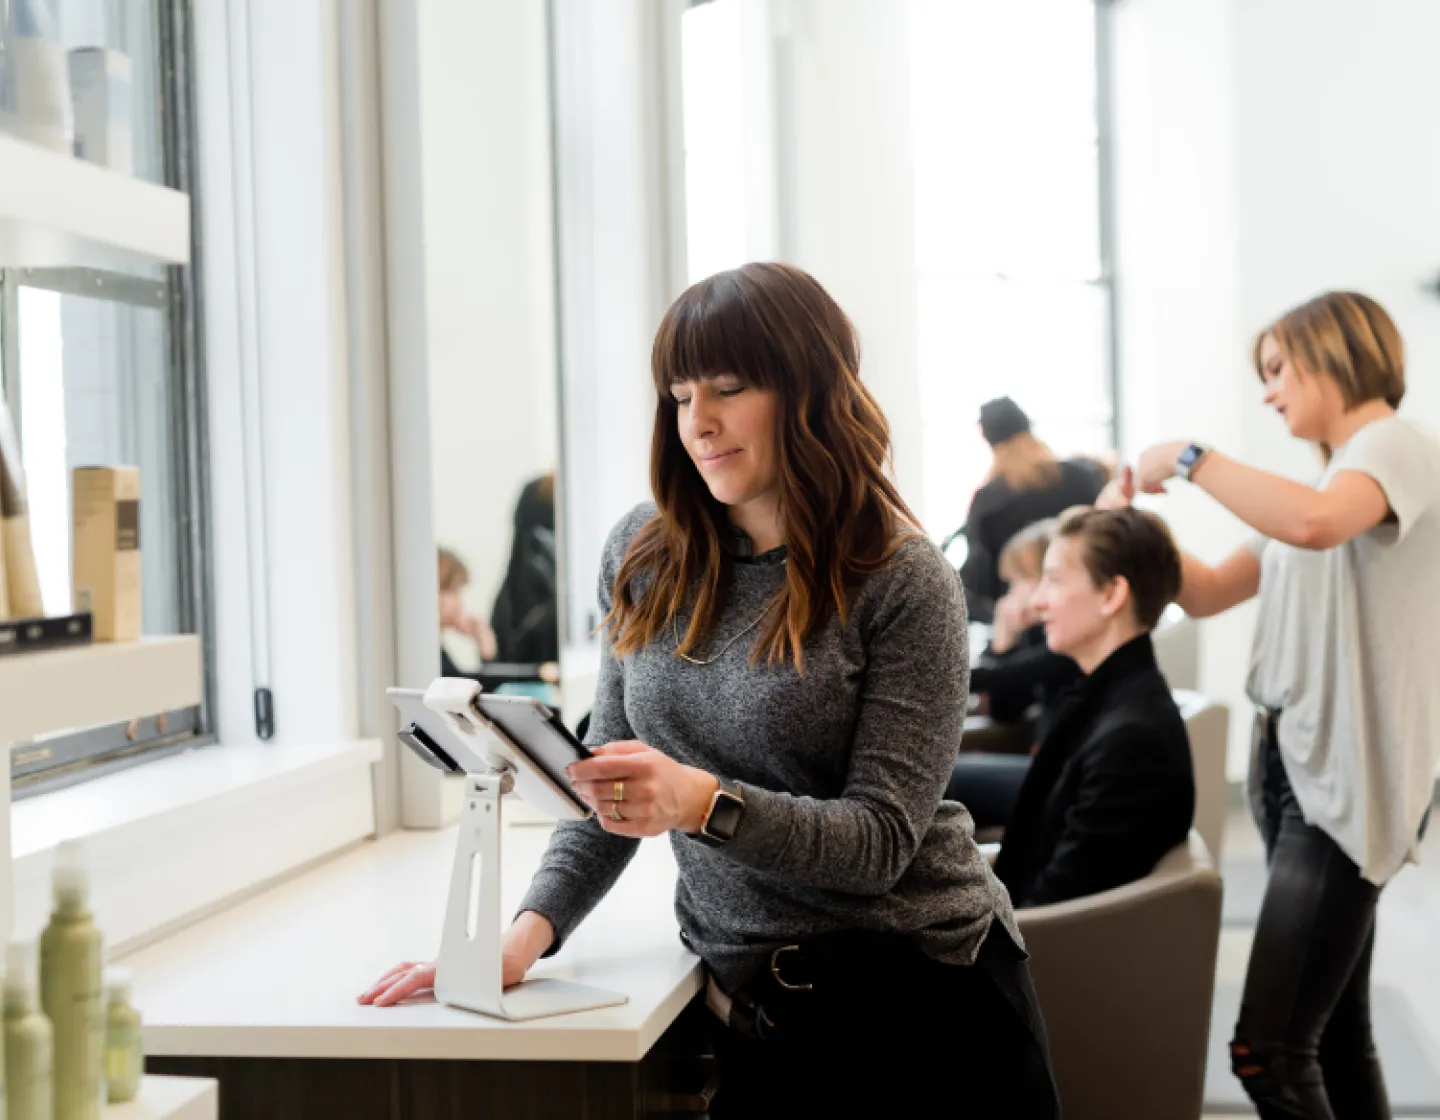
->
[[363, 262, 1057, 1116]]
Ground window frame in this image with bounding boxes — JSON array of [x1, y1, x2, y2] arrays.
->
[[0, 0, 215, 798], [1095, 0, 1122, 452]]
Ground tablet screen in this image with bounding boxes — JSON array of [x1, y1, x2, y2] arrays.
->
[[471, 694, 591, 799]]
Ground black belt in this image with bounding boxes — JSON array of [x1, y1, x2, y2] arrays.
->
[[707, 926, 1016, 1043]]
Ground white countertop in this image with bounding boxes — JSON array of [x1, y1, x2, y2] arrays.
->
[[120, 820, 702, 1063]]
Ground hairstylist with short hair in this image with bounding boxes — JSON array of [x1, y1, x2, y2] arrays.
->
[[1107, 291, 1440, 1118]]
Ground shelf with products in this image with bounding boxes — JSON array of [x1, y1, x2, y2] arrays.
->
[[0, 635, 201, 748]]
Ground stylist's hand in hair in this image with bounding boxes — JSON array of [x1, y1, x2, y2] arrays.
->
[[358, 912, 555, 1006], [1136, 441, 1191, 494], [1095, 464, 1138, 511], [568, 742, 720, 838]]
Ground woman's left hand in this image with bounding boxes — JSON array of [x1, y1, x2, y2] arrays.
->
[[1136, 440, 1190, 494], [567, 742, 719, 839]]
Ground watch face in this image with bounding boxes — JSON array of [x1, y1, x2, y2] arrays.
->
[[705, 793, 744, 842], [1178, 444, 1207, 477]]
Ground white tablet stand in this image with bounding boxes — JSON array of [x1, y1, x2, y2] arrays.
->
[[424, 685, 628, 1021]]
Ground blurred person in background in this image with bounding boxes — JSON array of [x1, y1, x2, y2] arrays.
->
[[438, 546, 497, 673], [957, 397, 1109, 623], [970, 518, 1081, 741], [490, 472, 561, 665]]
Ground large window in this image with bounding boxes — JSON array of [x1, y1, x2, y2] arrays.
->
[[910, 0, 1115, 540], [0, 0, 209, 794], [679, 0, 749, 284]]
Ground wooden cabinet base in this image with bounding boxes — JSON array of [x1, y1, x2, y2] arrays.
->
[[148, 997, 719, 1120]]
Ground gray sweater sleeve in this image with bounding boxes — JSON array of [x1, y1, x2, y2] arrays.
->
[[517, 515, 646, 951], [719, 540, 970, 895]]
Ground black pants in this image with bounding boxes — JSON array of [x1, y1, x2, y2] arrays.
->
[[946, 752, 1033, 829], [709, 923, 1059, 1119], [1232, 723, 1389, 1119]]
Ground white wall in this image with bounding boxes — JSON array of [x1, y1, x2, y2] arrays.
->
[[1112, 0, 1440, 776], [1231, 0, 1440, 454], [420, 0, 559, 653]]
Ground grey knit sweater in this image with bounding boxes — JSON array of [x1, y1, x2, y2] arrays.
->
[[519, 503, 1022, 990]]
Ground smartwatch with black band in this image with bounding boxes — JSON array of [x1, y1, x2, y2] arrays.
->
[[697, 777, 745, 847], [1175, 442, 1211, 482]]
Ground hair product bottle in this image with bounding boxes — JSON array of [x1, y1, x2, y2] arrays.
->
[[41, 840, 105, 1120], [5, 941, 54, 1120], [103, 968, 142, 1103]]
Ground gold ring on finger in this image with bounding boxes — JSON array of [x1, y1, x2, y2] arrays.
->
[[614, 779, 625, 803]]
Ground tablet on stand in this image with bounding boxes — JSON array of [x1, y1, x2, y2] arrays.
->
[[388, 679, 628, 1021]]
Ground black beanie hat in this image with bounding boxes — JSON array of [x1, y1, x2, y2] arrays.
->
[[979, 397, 1031, 447]]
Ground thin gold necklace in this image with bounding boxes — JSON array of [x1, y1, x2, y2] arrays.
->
[[673, 606, 772, 666]]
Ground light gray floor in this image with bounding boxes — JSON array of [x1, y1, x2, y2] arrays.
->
[[1203, 804, 1440, 1119]]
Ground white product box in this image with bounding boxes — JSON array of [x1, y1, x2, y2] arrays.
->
[[1, 35, 73, 151], [67, 47, 132, 174]]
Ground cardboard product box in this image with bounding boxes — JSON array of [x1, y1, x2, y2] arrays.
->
[[72, 466, 141, 641]]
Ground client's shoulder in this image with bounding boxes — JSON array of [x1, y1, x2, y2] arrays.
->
[[1090, 679, 1191, 756]]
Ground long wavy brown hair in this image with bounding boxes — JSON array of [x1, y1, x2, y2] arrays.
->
[[604, 262, 921, 671]]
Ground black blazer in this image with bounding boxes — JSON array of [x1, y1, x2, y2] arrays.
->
[[971, 623, 1082, 744], [993, 634, 1194, 908], [958, 459, 1108, 622]]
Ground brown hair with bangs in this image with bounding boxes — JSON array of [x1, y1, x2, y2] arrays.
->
[[1253, 291, 1405, 411], [604, 262, 920, 670]]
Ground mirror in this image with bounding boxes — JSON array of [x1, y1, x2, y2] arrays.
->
[[423, 1, 561, 712]]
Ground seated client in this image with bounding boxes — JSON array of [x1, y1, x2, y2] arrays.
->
[[989, 506, 1195, 908], [971, 518, 1082, 744]]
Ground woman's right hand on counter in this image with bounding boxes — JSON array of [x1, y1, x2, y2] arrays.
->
[[357, 911, 555, 1007]]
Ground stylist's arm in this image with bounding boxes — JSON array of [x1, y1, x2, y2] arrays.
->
[[567, 741, 720, 837]]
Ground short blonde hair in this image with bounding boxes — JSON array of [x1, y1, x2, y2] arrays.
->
[[437, 547, 469, 593], [998, 518, 1058, 584], [1255, 291, 1405, 410]]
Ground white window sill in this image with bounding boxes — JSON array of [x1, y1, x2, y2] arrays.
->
[[11, 740, 381, 954]]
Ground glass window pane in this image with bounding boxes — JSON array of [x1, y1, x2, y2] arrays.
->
[[17, 281, 180, 634], [910, 0, 1100, 282], [681, 0, 748, 283], [54, 0, 166, 186], [918, 275, 1112, 535]]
